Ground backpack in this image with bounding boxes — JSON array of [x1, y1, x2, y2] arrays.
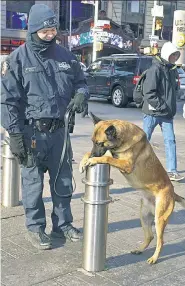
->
[[133, 70, 147, 108]]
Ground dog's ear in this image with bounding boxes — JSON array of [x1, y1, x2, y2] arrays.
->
[[89, 112, 103, 125], [105, 125, 117, 141]]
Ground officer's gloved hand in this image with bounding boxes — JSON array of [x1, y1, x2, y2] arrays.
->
[[9, 133, 27, 165], [70, 93, 86, 114]]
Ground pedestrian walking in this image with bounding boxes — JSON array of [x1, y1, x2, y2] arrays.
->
[[142, 41, 184, 182], [1, 4, 89, 249]]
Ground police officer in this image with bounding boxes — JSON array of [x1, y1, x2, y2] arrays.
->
[[1, 4, 89, 250]]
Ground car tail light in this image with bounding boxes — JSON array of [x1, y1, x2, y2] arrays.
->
[[177, 75, 180, 86], [133, 76, 140, 85]]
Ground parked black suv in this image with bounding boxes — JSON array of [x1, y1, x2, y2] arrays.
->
[[84, 54, 153, 107]]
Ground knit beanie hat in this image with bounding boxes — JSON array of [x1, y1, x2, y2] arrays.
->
[[28, 4, 58, 33]]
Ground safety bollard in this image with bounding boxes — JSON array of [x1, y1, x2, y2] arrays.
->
[[2, 131, 20, 207], [81, 164, 113, 272]]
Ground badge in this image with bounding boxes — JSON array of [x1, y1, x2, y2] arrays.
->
[[58, 62, 71, 70], [1, 61, 10, 76]]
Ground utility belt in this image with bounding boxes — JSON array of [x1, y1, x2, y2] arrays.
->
[[24, 118, 65, 133]]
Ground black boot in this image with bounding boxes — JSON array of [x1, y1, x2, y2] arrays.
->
[[51, 224, 82, 242], [25, 228, 52, 250]]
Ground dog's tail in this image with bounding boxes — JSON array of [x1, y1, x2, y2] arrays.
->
[[175, 193, 185, 208]]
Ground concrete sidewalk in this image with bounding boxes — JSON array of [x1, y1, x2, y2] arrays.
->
[[1, 103, 185, 286]]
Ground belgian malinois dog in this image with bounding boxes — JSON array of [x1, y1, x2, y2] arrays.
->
[[79, 113, 185, 264]]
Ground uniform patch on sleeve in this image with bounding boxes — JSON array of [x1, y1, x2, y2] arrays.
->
[[1, 61, 10, 76]]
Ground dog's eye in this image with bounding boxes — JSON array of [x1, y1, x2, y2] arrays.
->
[[96, 142, 104, 147]]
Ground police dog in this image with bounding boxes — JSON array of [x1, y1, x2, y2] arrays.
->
[[79, 112, 185, 264]]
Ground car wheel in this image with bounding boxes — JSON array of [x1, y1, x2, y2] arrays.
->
[[111, 86, 128, 107]]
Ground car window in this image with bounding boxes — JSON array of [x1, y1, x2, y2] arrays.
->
[[87, 60, 101, 72], [138, 57, 153, 74], [99, 59, 112, 71], [87, 59, 112, 73], [177, 67, 185, 74], [114, 59, 137, 73]]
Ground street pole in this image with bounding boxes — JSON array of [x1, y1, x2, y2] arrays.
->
[[152, 0, 157, 36], [69, 0, 72, 51], [92, 0, 99, 62]]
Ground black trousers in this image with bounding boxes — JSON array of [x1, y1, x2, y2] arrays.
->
[[21, 126, 73, 233]]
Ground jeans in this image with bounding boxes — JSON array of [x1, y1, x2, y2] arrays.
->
[[143, 115, 177, 173]]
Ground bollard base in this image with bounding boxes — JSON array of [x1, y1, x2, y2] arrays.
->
[[77, 268, 96, 276]]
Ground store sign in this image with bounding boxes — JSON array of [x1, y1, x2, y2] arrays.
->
[[11, 39, 25, 46], [91, 20, 111, 30], [1, 39, 11, 45], [81, 0, 95, 5], [172, 10, 185, 65], [96, 31, 132, 49], [68, 31, 132, 50], [151, 5, 164, 18]]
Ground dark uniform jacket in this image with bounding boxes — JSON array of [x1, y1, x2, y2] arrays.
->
[[142, 56, 179, 119], [1, 34, 89, 134]]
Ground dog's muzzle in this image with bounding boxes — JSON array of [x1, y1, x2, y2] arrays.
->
[[90, 145, 107, 158]]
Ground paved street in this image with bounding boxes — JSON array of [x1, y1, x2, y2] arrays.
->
[[1, 100, 185, 286]]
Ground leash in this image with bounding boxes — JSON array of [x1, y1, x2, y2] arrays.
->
[[53, 107, 76, 198], [4, 108, 76, 198]]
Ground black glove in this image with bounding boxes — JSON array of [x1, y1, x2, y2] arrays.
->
[[69, 93, 86, 113], [9, 133, 27, 165]]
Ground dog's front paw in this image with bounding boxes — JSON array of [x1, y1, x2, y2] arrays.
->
[[86, 157, 99, 167], [79, 159, 88, 173], [79, 152, 91, 173], [79, 161, 86, 173]]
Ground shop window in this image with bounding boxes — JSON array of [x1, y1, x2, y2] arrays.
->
[[6, 0, 34, 30], [6, 11, 28, 29]]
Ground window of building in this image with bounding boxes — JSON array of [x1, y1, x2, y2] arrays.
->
[[6, 0, 35, 30], [127, 0, 139, 13], [59, 0, 93, 31], [128, 23, 144, 39], [126, 0, 145, 14], [158, 0, 177, 40]]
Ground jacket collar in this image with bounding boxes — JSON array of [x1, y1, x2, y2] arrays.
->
[[154, 55, 177, 70], [26, 32, 56, 55]]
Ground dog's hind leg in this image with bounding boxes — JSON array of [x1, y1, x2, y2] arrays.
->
[[131, 197, 155, 255], [147, 192, 175, 264]]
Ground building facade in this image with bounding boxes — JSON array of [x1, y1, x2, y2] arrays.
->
[[1, 0, 185, 56], [106, 0, 185, 46]]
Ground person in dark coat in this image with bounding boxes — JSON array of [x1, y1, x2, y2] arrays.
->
[[1, 4, 89, 249], [142, 41, 184, 182]]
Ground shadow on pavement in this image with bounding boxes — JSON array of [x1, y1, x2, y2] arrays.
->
[[106, 240, 185, 268], [108, 219, 140, 232], [110, 187, 133, 195], [169, 209, 185, 225], [50, 236, 67, 249]]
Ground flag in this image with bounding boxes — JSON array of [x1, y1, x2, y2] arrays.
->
[[81, 0, 95, 5]]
